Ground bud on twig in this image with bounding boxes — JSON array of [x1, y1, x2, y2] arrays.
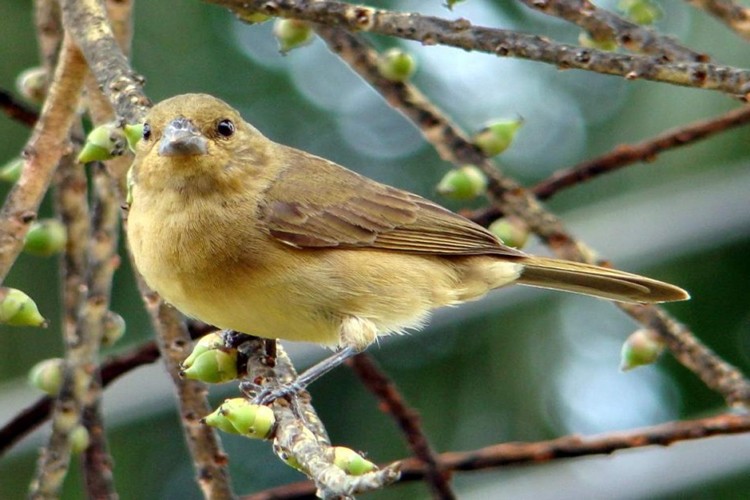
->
[[377, 48, 417, 82], [488, 216, 530, 249], [0, 288, 46, 327], [16, 67, 47, 104], [78, 123, 127, 163], [472, 118, 523, 157], [620, 328, 665, 371], [23, 219, 67, 257], [0, 157, 23, 184], [28, 358, 64, 395], [436, 165, 488, 200], [273, 19, 313, 53]]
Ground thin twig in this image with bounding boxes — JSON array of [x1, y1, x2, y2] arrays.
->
[[0, 34, 85, 285], [0, 90, 39, 127], [519, 0, 708, 62], [348, 354, 455, 500], [0, 341, 160, 458], [532, 104, 750, 199], [686, 0, 750, 40], [208, 0, 750, 97], [243, 412, 750, 499]]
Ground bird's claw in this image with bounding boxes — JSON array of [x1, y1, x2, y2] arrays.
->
[[245, 380, 306, 405]]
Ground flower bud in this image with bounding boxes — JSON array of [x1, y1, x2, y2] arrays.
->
[[332, 446, 376, 476], [377, 48, 417, 83], [472, 118, 523, 157], [620, 328, 665, 371], [123, 123, 144, 152], [0, 287, 46, 327], [181, 349, 238, 384], [488, 216, 530, 249], [16, 67, 47, 104], [578, 32, 617, 51], [23, 219, 67, 257], [202, 405, 242, 435], [70, 425, 90, 454], [436, 165, 487, 200], [28, 357, 64, 395], [619, 0, 661, 25], [445, 0, 466, 10], [78, 123, 127, 163], [273, 19, 314, 53], [220, 397, 276, 439], [182, 332, 224, 369], [102, 311, 126, 346], [0, 157, 23, 184]]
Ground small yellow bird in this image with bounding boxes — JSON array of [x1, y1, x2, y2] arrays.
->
[[127, 94, 688, 394]]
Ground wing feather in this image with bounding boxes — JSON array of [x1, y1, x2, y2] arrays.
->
[[259, 148, 524, 258]]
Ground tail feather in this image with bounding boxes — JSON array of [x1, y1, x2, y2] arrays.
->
[[517, 257, 689, 303]]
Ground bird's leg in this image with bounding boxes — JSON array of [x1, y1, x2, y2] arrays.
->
[[250, 316, 377, 405]]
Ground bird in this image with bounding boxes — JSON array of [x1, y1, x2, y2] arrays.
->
[[126, 93, 688, 397]]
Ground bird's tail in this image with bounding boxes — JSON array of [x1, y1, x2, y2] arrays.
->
[[516, 256, 689, 303]]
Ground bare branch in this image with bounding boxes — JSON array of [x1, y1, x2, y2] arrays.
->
[[0, 35, 85, 284], [209, 0, 750, 97], [244, 413, 750, 499], [348, 354, 455, 499], [519, 0, 708, 62]]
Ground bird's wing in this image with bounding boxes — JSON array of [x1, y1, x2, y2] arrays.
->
[[259, 148, 525, 257]]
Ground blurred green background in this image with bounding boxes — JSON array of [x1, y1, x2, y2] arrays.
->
[[1, 0, 749, 498]]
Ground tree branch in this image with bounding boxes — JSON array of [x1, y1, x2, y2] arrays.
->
[[209, 0, 750, 97], [519, 0, 708, 62]]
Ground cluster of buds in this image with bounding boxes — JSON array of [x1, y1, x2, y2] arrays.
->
[[180, 332, 240, 384], [203, 397, 276, 439]]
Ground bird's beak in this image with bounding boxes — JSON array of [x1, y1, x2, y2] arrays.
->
[[158, 117, 208, 157]]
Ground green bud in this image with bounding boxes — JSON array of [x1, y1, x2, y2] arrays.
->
[[332, 446, 376, 476], [0, 287, 46, 327], [220, 397, 276, 439], [472, 118, 523, 157], [488, 216, 530, 249], [377, 48, 417, 83], [28, 357, 64, 395], [620, 328, 665, 371], [69, 425, 90, 454], [273, 19, 314, 53], [436, 165, 487, 200], [23, 219, 67, 257], [78, 123, 127, 163], [182, 332, 224, 369], [202, 405, 242, 435], [181, 349, 238, 384], [0, 157, 23, 184], [16, 67, 47, 104], [123, 123, 144, 152], [445, 0, 466, 10], [578, 32, 617, 52], [619, 0, 661, 25], [236, 11, 272, 24], [102, 311, 126, 346]]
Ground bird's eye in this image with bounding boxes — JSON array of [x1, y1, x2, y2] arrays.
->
[[216, 119, 235, 138], [142, 123, 152, 141]]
